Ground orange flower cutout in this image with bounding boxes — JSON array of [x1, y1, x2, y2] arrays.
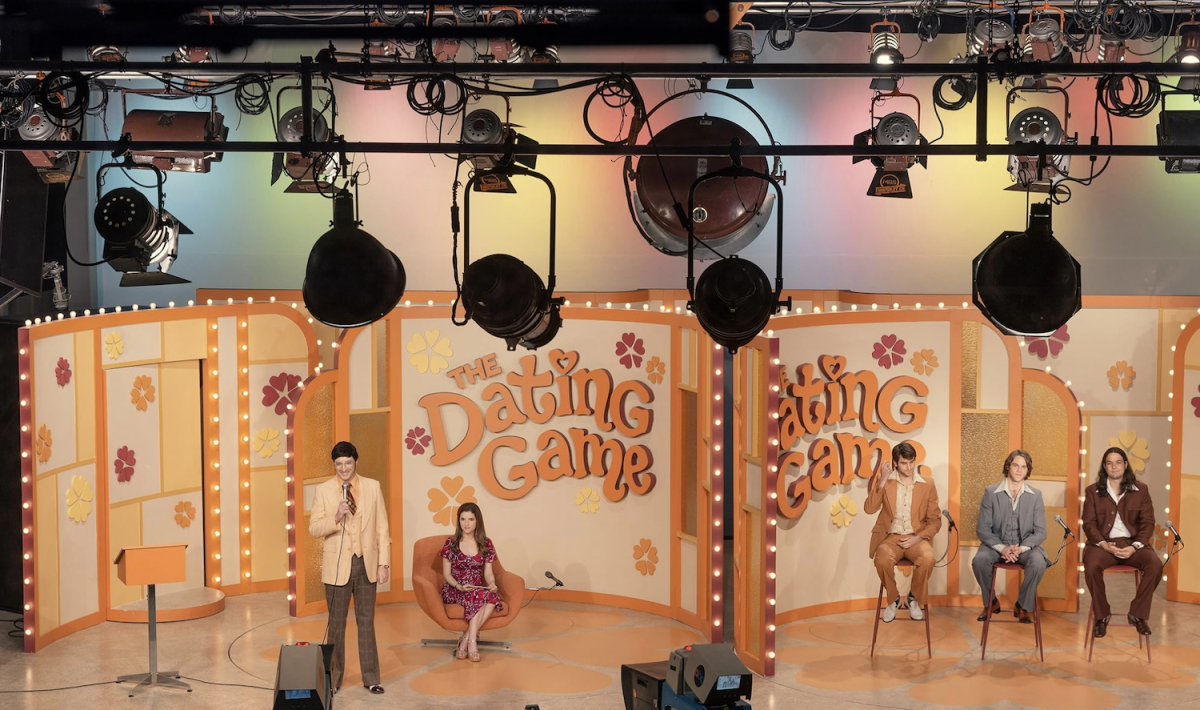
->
[[646, 356, 666, 385], [910, 349, 939, 376], [130, 375, 156, 411], [35, 424, 52, 464], [427, 476, 477, 526], [1107, 360, 1136, 391], [633, 538, 658, 576], [173, 500, 196, 528]]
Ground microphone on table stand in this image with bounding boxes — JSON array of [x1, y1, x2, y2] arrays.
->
[[1166, 520, 1184, 543], [942, 509, 957, 530], [545, 571, 564, 588]]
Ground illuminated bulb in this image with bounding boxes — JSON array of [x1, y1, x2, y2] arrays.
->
[[243, 481, 250, 488], [1045, 366, 1052, 373], [715, 394, 721, 401], [769, 572, 776, 579], [771, 439, 779, 446], [24, 604, 31, 611], [1078, 587, 1085, 594], [1080, 426, 1088, 432], [243, 436, 249, 442], [241, 367, 248, 374], [852, 304, 858, 311], [643, 304, 649, 311], [215, 576, 222, 583], [243, 526, 250, 533], [893, 302, 899, 309], [244, 549, 250, 555], [285, 477, 292, 483], [286, 524, 293, 530], [768, 624, 776, 632], [714, 444, 721, 451], [832, 305, 839, 312], [269, 297, 275, 303], [1171, 369, 1176, 376], [214, 531, 221, 537], [714, 545, 721, 552], [287, 594, 294, 601], [23, 553, 29, 560], [243, 505, 250, 511], [1080, 449, 1087, 455], [241, 345, 247, 351], [287, 547, 294, 554], [714, 619, 721, 626], [241, 321, 247, 328], [715, 494, 722, 501], [1168, 438, 1173, 445], [769, 545, 777, 552], [247, 297, 254, 304], [715, 344, 722, 351], [428, 300, 434, 306], [213, 462, 220, 469], [23, 577, 30, 585], [769, 519, 777, 526], [715, 419, 722, 426], [214, 553, 221, 560], [23, 527, 29, 534], [1172, 345, 1177, 352], [21, 425, 27, 432], [316, 339, 322, 345], [770, 492, 778, 499], [207, 299, 213, 305], [22, 502, 29, 509], [915, 302, 922, 309], [244, 572, 251, 578], [772, 413, 779, 419], [214, 508, 221, 515], [25, 629, 31, 636], [625, 303, 631, 309], [767, 330, 773, 336]]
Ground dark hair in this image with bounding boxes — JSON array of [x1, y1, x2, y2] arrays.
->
[[1003, 449, 1033, 479], [892, 442, 917, 466], [331, 441, 358, 461], [1096, 446, 1138, 492], [452, 502, 488, 554]]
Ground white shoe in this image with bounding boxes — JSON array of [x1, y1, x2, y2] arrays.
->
[[907, 596, 924, 621], [881, 599, 899, 623]]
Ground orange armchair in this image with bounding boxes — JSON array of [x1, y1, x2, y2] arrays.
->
[[412, 535, 525, 634]]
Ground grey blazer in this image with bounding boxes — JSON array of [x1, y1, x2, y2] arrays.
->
[[976, 481, 1049, 562]]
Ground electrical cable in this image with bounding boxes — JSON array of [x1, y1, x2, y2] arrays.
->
[[932, 74, 973, 111], [767, 18, 796, 51], [61, 152, 116, 267], [178, 675, 271, 691], [1097, 72, 1161, 117], [234, 74, 272, 115], [0, 681, 122, 694]]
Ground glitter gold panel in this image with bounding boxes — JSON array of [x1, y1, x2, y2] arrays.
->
[[960, 412, 1010, 545], [374, 320, 388, 408], [302, 382, 334, 480], [1041, 505, 1066, 600], [350, 411, 389, 505], [962, 321, 980, 410], [303, 510, 325, 602], [1022, 381, 1068, 481], [743, 507, 762, 653]]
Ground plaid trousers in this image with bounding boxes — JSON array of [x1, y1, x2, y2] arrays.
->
[[325, 554, 380, 688]]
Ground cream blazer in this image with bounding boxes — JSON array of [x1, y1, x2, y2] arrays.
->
[[308, 475, 391, 585]]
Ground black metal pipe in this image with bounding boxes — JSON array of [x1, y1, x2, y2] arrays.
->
[[975, 56, 988, 163]]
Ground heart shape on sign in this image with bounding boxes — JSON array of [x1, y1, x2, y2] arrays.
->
[[549, 348, 579, 374], [441, 476, 464, 498], [818, 354, 847, 380], [881, 334, 898, 349]]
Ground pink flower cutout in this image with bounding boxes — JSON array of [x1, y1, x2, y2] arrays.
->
[[55, 357, 71, 387], [1025, 325, 1070, 360], [261, 372, 303, 416], [1191, 384, 1200, 418], [871, 334, 907, 369], [405, 427, 432, 455], [114, 446, 136, 483], [615, 332, 646, 370]]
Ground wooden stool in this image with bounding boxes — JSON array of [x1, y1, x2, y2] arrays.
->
[[981, 562, 1043, 661], [869, 558, 932, 659], [1085, 565, 1151, 663]]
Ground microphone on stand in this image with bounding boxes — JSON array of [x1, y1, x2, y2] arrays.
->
[[942, 509, 957, 530], [1166, 520, 1184, 543], [545, 571, 564, 588], [1053, 514, 1074, 538]]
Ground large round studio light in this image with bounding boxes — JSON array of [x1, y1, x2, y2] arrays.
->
[[693, 257, 776, 352], [462, 254, 562, 350], [302, 190, 405, 328], [94, 187, 188, 274], [972, 203, 1080, 336], [278, 107, 329, 143]]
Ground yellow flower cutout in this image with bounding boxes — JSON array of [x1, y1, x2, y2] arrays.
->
[[406, 329, 453, 375], [253, 428, 281, 458], [174, 500, 197, 528], [1107, 360, 1136, 391], [910, 349, 939, 377], [633, 538, 658, 576], [104, 331, 124, 360], [130, 375, 156, 411], [35, 424, 52, 464], [575, 487, 600, 514], [1109, 430, 1150, 473], [427, 475, 477, 526], [646, 356, 666, 385], [831, 494, 857, 528], [65, 475, 93, 523]]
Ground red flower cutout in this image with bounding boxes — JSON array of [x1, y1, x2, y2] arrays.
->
[[615, 332, 646, 370], [405, 427, 432, 455], [261, 372, 303, 416], [1025, 325, 1070, 360], [1191, 384, 1200, 418], [114, 446, 136, 483], [871, 334, 907, 369], [55, 357, 71, 387]]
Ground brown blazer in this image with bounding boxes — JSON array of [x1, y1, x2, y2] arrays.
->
[[864, 475, 942, 559], [1082, 481, 1154, 547]]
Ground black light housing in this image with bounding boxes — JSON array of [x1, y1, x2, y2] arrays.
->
[[94, 161, 193, 287], [302, 190, 405, 328], [973, 202, 1080, 337], [1158, 91, 1200, 173]]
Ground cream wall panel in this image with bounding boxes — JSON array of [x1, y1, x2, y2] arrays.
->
[[979, 326, 1010, 411], [348, 327, 374, 411], [1182, 371, 1200, 476], [100, 322, 162, 367], [160, 361, 202, 493], [1180, 478, 1200, 594], [248, 313, 309, 361], [109, 501, 143, 607], [57, 464, 99, 624], [679, 537, 697, 615], [746, 461, 761, 513], [680, 328, 692, 387], [1085, 414, 1170, 503], [106, 365, 162, 504], [250, 468, 288, 582], [74, 331, 96, 462], [33, 333, 77, 470], [163, 319, 208, 362], [218, 316, 241, 583], [35, 474, 60, 635], [141, 491, 204, 596], [249, 361, 306, 470]]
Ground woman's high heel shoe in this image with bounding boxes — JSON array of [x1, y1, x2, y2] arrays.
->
[[468, 639, 481, 663], [455, 635, 468, 661]]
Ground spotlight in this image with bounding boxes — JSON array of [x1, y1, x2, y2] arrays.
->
[[1177, 22, 1200, 64], [18, 104, 81, 184], [1097, 31, 1126, 64], [969, 18, 1016, 62], [1022, 11, 1070, 63], [1156, 92, 1200, 173], [122, 108, 228, 173], [431, 17, 462, 62], [271, 87, 339, 193], [973, 202, 1080, 337], [302, 190, 405, 328], [87, 46, 125, 63], [486, 8, 522, 63], [665, 643, 753, 707], [528, 44, 560, 90], [1004, 87, 1075, 193], [852, 91, 928, 198], [165, 46, 213, 64], [724, 22, 755, 89], [93, 163, 193, 287], [460, 108, 539, 192], [868, 20, 903, 90]]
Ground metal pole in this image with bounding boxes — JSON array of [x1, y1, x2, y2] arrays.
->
[[147, 584, 157, 681]]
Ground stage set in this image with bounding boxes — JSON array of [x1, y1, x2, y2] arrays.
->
[[9, 288, 1200, 709]]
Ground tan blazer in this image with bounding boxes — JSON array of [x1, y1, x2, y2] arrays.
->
[[308, 475, 391, 585], [864, 475, 942, 559]]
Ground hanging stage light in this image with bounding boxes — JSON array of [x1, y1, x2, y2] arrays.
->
[[1004, 87, 1075, 192], [1177, 22, 1200, 64], [1097, 31, 1126, 64], [87, 46, 126, 63], [486, 8, 523, 63], [868, 20, 903, 91], [457, 166, 563, 351], [725, 22, 756, 90], [302, 190, 405, 328], [271, 86, 339, 193], [969, 18, 1016, 62], [1157, 91, 1200, 173], [431, 17, 462, 62], [973, 202, 1080, 337], [18, 104, 80, 184], [165, 46, 213, 64], [93, 162, 193, 287], [528, 44, 561, 90], [460, 108, 539, 192], [1022, 11, 1070, 63], [852, 91, 928, 198], [122, 108, 228, 173]]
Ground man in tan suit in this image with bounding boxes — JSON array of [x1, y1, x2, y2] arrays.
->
[[865, 442, 941, 623], [309, 441, 391, 694]]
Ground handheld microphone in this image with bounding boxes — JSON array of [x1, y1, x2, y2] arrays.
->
[[942, 509, 957, 530], [545, 571, 564, 588], [342, 481, 349, 501], [1166, 520, 1183, 543], [1053, 514, 1074, 538]]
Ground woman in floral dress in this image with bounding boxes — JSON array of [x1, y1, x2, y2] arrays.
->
[[441, 502, 503, 661]]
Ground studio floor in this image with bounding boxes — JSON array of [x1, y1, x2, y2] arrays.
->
[[1, 587, 1199, 710]]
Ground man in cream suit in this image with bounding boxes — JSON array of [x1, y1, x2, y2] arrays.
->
[[309, 441, 391, 694], [972, 449, 1048, 624]]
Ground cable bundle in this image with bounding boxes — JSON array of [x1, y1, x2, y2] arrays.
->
[[1097, 73, 1161, 118]]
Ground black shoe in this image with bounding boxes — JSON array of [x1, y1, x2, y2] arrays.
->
[[366, 684, 385, 694], [1093, 615, 1110, 638], [976, 598, 1001, 622], [1128, 615, 1152, 636]]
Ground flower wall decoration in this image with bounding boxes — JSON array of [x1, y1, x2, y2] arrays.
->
[[575, 487, 600, 514], [1108, 431, 1150, 473], [615, 333, 645, 370], [104, 332, 124, 360], [66, 475, 93, 523], [1024, 325, 1070, 360], [407, 329, 454, 375], [1106, 360, 1136, 391], [130, 375, 156, 411], [646, 355, 666, 384], [427, 475, 477, 526], [910, 349, 939, 376], [55, 357, 71, 387], [871, 334, 907, 369], [35, 424, 52, 464], [1192, 385, 1200, 418], [633, 538, 658, 576], [174, 500, 197, 528], [261, 372, 303, 416], [830, 494, 857, 528], [253, 428, 280, 458], [405, 427, 431, 455], [114, 446, 136, 483]]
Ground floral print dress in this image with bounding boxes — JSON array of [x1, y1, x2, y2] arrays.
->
[[440, 536, 504, 620]]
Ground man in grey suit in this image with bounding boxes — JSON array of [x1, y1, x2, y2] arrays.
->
[[971, 449, 1049, 624]]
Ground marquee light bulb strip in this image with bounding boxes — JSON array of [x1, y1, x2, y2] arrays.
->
[[765, 340, 781, 674], [19, 329, 35, 651], [710, 343, 725, 642]]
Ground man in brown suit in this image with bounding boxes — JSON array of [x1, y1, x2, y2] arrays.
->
[[865, 442, 942, 622], [1082, 446, 1163, 638]]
